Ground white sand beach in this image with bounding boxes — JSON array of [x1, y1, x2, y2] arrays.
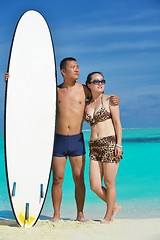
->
[[0, 218, 160, 240]]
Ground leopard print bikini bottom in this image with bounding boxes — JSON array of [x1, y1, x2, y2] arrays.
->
[[89, 135, 122, 163]]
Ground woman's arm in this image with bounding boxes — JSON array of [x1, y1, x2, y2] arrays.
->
[[110, 102, 123, 157]]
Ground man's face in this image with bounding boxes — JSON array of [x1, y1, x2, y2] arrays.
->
[[61, 60, 80, 81]]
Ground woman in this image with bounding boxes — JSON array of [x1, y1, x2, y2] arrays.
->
[[84, 71, 123, 223]]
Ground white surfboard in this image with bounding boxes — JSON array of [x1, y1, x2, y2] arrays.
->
[[4, 10, 57, 227]]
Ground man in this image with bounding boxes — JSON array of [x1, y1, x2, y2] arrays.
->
[[5, 57, 119, 222], [50, 57, 119, 222]]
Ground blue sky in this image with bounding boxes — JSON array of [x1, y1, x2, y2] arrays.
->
[[0, 0, 160, 133]]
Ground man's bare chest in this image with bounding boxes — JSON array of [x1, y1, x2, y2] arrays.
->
[[58, 91, 86, 105]]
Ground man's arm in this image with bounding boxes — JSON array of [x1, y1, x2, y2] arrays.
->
[[83, 84, 91, 100], [110, 94, 120, 105]]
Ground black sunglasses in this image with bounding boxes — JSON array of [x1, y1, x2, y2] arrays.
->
[[90, 79, 106, 85]]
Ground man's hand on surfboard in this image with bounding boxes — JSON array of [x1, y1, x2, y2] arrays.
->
[[4, 72, 10, 81]]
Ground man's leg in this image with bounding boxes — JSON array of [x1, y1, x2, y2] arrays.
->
[[70, 155, 86, 221], [50, 156, 67, 222]]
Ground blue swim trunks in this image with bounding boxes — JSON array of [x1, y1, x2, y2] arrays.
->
[[53, 132, 86, 157]]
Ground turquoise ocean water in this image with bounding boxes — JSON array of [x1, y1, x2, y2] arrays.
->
[[0, 128, 160, 220]]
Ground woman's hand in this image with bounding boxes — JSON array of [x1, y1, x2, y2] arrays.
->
[[115, 145, 123, 158]]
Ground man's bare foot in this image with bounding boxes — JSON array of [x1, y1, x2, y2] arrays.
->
[[76, 216, 88, 222], [49, 217, 60, 223], [76, 212, 88, 222], [111, 205, 122, 220]]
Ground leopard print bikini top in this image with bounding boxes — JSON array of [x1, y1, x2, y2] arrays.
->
[[84, 94, 111, 126]]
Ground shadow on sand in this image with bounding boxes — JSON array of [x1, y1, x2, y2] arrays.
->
[[0, 210, 73, 227], [0, 210, 17, 227]]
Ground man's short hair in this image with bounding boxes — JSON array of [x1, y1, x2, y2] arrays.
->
[[60, 57, 77, 70]]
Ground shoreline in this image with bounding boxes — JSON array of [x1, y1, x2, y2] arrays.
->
[[1, 127, 160, 136], [0, 218, 160, 240], [1, 196, 160, 221]]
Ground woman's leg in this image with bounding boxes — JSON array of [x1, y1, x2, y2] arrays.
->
[[102, 162, 119, 222], [90, 160, 107, 201]]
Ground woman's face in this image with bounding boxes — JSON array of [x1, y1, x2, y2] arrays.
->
[[88, 73, 105, 94]]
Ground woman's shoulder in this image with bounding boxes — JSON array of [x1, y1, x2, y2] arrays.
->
[[103, 94, 110, 102], [103, 94, 114, 108]]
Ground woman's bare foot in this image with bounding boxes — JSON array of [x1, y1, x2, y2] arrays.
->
[[111, 205, 122, 220], [100, 217, 112, 224]]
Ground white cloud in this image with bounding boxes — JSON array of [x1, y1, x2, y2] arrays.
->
[[54, 24, 160, 39], [131, 9, 160, 20], [56, 40, 160, 55], [79, 25, 160, 34]]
